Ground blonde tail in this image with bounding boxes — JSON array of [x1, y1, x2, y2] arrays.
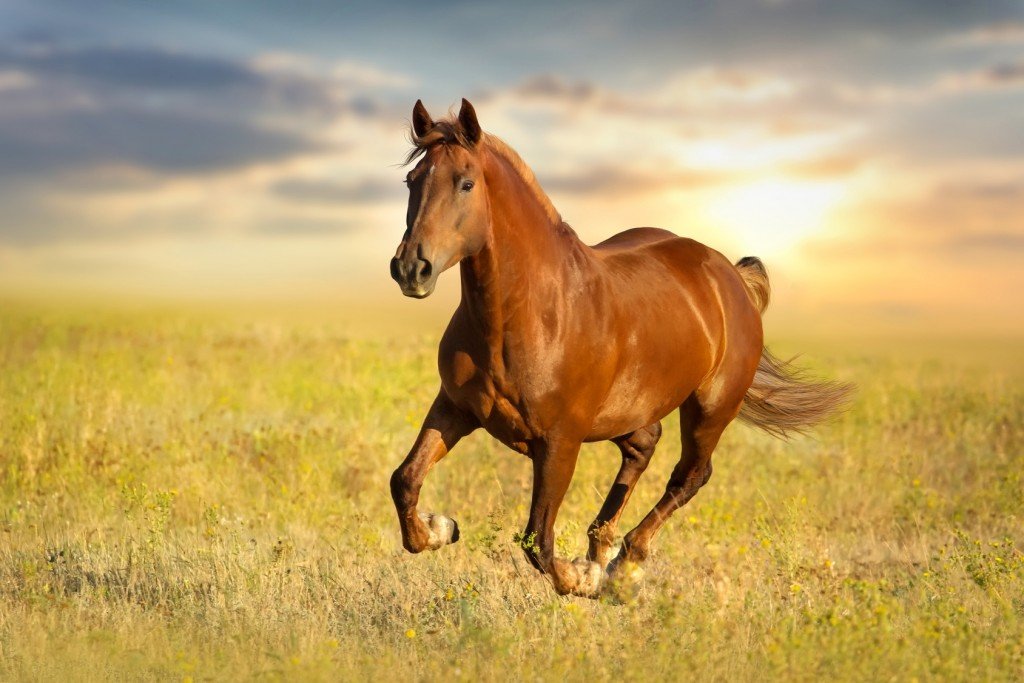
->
[[734, 256, 854, 438]]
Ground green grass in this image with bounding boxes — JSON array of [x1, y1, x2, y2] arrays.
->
[[0, 303, 1021, 681]]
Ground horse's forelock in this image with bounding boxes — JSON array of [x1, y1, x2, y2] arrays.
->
[[405, 119, 471, 165]]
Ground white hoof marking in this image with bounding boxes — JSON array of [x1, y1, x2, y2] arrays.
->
[[418, 512, 458, 550], [570, 558, 605, 597]]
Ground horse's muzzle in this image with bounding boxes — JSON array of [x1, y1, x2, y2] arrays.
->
[[390, 254, 436, 298]]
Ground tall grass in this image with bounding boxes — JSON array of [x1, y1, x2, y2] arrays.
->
[[0, 303, 1021, 681]]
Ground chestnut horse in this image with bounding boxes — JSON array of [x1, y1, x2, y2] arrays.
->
[[389, 99, 851, 597]]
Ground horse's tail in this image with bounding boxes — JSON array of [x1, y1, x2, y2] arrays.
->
[[735, 256, 770, 314], [734, 256, 854, 439]]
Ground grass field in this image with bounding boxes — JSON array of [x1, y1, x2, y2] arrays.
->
[[1, 301, 1021, 681]]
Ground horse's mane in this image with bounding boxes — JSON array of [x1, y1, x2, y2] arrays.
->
[[406, 117, 562, 225]]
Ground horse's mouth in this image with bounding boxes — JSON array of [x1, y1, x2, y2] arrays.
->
[[400, 280, 436, 299]]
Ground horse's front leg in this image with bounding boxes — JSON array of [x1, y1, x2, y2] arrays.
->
[[521, 437, 603, 596], [390, 390, 477, 553]]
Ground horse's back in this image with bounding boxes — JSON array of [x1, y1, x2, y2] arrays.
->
[[592, 228, 731, 280], [591, 227, 678, 254], [605, 231, 762, 349], [593, 228, 738, 293]]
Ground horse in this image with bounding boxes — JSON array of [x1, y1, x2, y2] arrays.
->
[[388, 98, 852, 597]]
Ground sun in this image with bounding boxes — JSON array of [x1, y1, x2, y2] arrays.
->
[[703, 177, 846, 260]]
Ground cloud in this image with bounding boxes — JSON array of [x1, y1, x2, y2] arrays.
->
[[332, 61, 415, 89], [541, 165, 733, 197], [509, 74, 599, 103], [0, 107, 315, 176], [946, 232, 1024, 252], [481, 68, 803, 118], [0, 70, 32, 91], [0, 37, 425, 247], [272, 177, 403, 205], [249, 215, 361, 236], [782, 155, 865, 178], [834, 60, 1024, 105], [471, 70, 860, 178], [941, 21, 1024, 47], [0, 43, 401, 179], [936, 180, 1024, 201], [0, 44, 262, 90], [935, 60, 1024, 93], [804, 172, 1024, 263]]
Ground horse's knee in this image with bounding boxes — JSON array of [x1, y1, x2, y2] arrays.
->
[[389, 466, 415, 508]]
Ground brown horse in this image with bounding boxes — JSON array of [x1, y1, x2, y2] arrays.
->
[[389, 99, 851, 597]]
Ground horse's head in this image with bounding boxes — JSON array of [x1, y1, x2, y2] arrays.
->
[[390, 98, 491, 298]]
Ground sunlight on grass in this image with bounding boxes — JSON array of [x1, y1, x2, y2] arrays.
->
[[0, 303, 1021, 680]]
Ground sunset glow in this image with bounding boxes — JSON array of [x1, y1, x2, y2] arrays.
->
[[705, 178, 848, 260], [0, 1, 1021, 334]]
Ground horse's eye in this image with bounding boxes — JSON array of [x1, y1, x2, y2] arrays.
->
[[460, 180, 475, 192], [404, 175, 412, 186]]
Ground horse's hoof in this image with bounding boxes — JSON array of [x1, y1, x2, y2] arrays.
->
[[569, 558, 605, 598], [418, 512, 459, 550], [603, 555, 644, 603]]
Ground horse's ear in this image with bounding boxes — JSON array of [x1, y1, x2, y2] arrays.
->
[[458, 98, 482, 146], [412, 99, 433, 138]]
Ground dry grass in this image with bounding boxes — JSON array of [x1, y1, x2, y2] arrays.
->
[[0, 302, 1022, 681]]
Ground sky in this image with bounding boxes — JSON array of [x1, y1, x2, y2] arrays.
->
[[0, 0, 1022, 334]]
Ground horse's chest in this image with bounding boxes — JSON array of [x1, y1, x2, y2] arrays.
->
[[439, 348, 534, 454]]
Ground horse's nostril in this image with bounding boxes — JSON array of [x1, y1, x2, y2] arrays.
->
[[418, 259, 433, 282], [390, 257, 403, 283]]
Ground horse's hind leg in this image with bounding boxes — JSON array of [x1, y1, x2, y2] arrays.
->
[[586, 422, 662, 567], [607, 392, 739, 588]]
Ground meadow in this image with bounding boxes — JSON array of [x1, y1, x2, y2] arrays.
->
[[0, 300, 1021, 681]]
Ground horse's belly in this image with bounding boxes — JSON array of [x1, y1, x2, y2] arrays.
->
[[586, 374, 697, 440], [585, 327, 713, 440]]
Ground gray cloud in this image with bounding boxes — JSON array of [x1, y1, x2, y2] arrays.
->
[[272, 177, 403, 205], [0, 45, 262, 91], [511, 74, 598, 103], [249, 216, 360, 236], [0, 37, 420, 246], [0, 43, 370, 179], [942, 21, 1024, 47], [541, 165, 737, 197], [540, 154, 864, 199], [982, 61, 1024, 85], [0, 107, 314, 175]]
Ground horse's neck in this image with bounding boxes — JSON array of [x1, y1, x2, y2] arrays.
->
[[459, 149, 585, 357]]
